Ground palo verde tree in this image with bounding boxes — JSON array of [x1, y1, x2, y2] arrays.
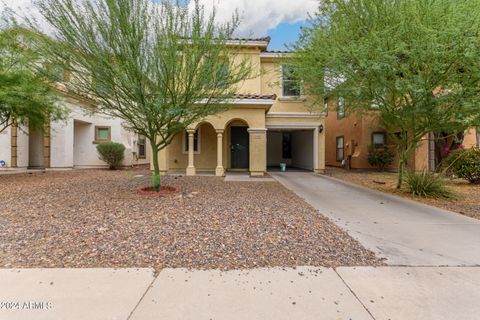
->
[[291, 0, 480, 188], [0, 24, 63, 134], [34, 0, 253, 190]]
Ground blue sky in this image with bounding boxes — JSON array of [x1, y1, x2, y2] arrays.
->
[[267, 21, 305, 51]]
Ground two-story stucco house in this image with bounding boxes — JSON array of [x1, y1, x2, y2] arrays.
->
[[155, 37, 326, 177], [0, 86, 150, 171]]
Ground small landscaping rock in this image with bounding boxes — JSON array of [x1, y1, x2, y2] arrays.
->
[[0, 169, 382, 272]]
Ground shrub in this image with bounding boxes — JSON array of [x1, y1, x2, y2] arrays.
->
[[367, 144, 395, 171], [444, 148, 480, 184], [404, 171, 455, 199], [96, 142, 125, 170]]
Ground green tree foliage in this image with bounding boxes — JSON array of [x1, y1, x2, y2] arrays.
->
[[292, 0, 480, 188], [34, 0, 254, 191], [0, 26, 63, 133]]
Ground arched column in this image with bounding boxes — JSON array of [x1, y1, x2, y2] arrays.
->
[[215, 129, 225, 176], [186, 129, 196, 176]]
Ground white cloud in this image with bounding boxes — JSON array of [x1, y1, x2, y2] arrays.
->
[[1, 0, 318, 36], [1, 0, 47, 29], [189, 0, 318, 36]]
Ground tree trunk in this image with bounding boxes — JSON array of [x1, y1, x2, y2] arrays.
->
[[150, 141, 161, 191], [396, 143, 416, 189], [396, 156, 406, 189]]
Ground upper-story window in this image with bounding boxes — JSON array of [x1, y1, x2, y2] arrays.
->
[[370, 99, 380, 110], [282, 66, 301, 97], [216, 62, 229, 88], [323, 98, 329, 116], [49, 64, 70, 83], [477, 128, 480, 147], [337, 97, 346, 119]]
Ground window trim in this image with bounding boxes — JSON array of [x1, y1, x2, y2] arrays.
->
[[336, 136, 345, 162], [137, 135, 146, 159], [337, 97, 346, 119], [94, 126, 111, 143], [371, 132, 387, 146], [182, 128, 201, 155], [281, 65, 302, 97]]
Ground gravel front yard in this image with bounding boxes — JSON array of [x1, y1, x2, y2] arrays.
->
[[326, 167, 480, 220], [0, 169, 381, 271]]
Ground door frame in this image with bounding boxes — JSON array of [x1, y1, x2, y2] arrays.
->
[[229, 126, 250, 170]]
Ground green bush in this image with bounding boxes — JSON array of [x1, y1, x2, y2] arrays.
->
[[96, 142, 125, 170], [367, 144, 395, 171], [404, 171, 455, 199], [444, 148, 480, 184]]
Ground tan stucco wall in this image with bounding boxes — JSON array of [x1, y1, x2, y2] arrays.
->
[[231, 47, 262, 95], [324, 102, 404, 170], [167, 123, 217, 171], [325, 99, 479, 172], [463, 128, 479, 148], [155, 48, 326, 176]]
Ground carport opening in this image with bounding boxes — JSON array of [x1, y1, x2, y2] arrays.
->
[[267, 129, 314, 172]]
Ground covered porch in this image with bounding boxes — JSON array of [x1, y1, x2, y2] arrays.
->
[[156, 96, 275, 177]]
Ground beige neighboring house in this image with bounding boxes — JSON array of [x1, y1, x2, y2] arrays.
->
[[0, 88, 150, 171], [155, 37, 326, 177]]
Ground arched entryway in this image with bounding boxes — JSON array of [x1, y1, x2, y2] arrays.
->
[[225, 119, 250, 171], [192, 122, 217, 172]]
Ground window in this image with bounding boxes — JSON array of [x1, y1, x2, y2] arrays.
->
[[183, 129, 200, 153], [216, 62, 229, 88], [94, 126, 111, 142], [137, 135, 146, 159], [337, 97, 346, 119], [477, 128, 480, 147], [282, 132, 292, 159], [336, 136, 344, 161], [323, 98, 329, 116], [370, 99, 380, 109], [50, 64, 66, 82], [282, 66, 301, 97], [372, 132, 387, 146]]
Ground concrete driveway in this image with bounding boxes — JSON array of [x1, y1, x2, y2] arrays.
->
[[271, 172, 480, 266]]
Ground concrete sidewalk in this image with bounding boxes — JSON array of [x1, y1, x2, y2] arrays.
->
[[270, 172, 480, 266], [0, 268, 155, 320], [1, 267, 479, 320]]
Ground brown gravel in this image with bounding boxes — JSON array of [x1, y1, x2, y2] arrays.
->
[[326, 167, 480, 220], [0, 169, 382, 272]]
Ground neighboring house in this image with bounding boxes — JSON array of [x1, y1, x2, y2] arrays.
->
[[324, 99, 479, 171], [0, 87, 150, 170], [156, 37, 326, 176]]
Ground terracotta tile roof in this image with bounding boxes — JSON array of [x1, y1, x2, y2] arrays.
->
[[229, 37, 271, 43], [233, 93, 277, 100], [264, 50, 291, 53]]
